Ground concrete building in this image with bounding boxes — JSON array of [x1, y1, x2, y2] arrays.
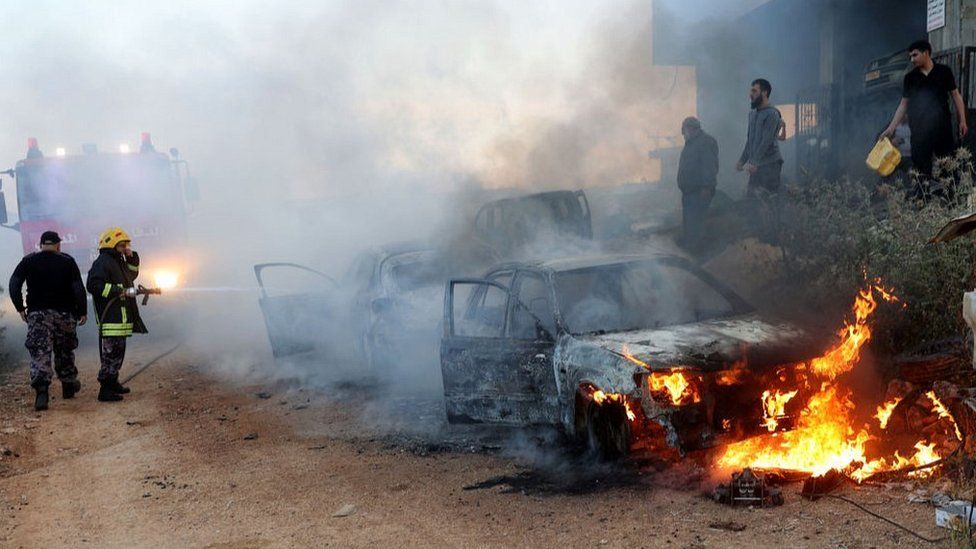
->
[[654, 1, 938, 183]]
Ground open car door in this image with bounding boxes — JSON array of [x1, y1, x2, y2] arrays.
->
[[440, 277, 559, 425], [254, 263, 339, 360]]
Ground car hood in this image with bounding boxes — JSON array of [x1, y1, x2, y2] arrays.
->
[[578, 313, 829, 372]]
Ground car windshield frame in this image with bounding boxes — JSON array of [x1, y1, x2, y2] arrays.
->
[[552, 258, 753, 336]]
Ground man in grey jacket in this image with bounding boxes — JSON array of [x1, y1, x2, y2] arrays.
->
[[677, 117, 718, 253], [736, 78, 783, 194]]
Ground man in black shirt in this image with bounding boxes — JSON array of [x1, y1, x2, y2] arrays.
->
[[9, 231, 88, 410], [882, 40, 968, 179]]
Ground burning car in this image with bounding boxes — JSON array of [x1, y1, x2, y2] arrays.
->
[[440, 253, 829, 457]]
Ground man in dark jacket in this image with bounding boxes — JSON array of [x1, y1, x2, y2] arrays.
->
[[86, 227, 147, 402], [677, 117, 719, 253], [9, 231, 88, 410]]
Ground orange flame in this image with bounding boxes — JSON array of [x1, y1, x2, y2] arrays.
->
[[874, 397, 902, 430], [715, 358, 749, 386], [761, 389, 798, 432], [620, 346, 700, 406], [647, 371, 699, 406], [620, 347, 649, 368], [590, 389, 636, 421], [808, 288, 876, 379], [927, 391, 963, 441], [716, 283, 955, 481]]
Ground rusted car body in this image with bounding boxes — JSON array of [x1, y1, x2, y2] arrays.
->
[[440, 254, 824, 456]]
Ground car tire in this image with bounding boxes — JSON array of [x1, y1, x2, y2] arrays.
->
[[582, 397, 630, 460]]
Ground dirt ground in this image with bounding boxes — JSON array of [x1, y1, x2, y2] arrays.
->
[[0, 341, 959, 548]]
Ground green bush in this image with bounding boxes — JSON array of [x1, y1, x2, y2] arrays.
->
[[780, 149, 976, 355]]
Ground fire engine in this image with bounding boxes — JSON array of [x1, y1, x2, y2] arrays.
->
[[0, 133, 197, 286]]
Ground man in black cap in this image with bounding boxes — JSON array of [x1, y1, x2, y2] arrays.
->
[[9, 231, 88, 410]]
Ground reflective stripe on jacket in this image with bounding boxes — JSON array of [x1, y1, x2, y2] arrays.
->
[[86, 249, 146, 337]]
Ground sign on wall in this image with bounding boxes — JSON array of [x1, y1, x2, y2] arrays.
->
[[928, 0, 946, 32]]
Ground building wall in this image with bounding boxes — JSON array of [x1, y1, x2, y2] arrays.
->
[[929, 0, 967, 51], [654, 0, 926, 186]]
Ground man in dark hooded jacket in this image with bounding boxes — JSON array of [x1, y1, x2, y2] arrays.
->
[[86, 227, 147, 402], [676, 116, 719, 253]]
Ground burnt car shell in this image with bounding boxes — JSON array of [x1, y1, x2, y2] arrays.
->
[[256, 241, 496, 378], [440, 253, 828, 455], [473, 190, 592, 256]]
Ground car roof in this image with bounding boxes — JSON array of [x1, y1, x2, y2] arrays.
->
[[486, 253, 685, 275], [480, 189, 581, 209], [380, 249, 439, 269]]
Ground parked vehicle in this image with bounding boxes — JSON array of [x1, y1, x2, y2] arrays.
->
[[472, 190, 592, 256], [440, 254, 826, 457]]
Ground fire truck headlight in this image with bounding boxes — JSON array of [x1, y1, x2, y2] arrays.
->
[[153, 271, 179, 290]]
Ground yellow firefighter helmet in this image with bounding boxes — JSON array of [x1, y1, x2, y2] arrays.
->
[[98, 227, 132, 250]]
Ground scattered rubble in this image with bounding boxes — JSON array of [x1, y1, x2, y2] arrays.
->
[[708, 520, 747, 532], [936, 500, 976, 530], [801, 469, 847, 501], [712, 469, 783, 507]]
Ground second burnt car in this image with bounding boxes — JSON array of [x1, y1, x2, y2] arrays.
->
[[256, 241, 496, 376], [440, 253, 828, 457]]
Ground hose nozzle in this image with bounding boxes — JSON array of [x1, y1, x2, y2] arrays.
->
[[137, 284, 162, 305]]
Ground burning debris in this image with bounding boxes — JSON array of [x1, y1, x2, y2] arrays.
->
[[712, 468, 784, 507], [713, 282, 964, 485], [800, 468, 847, 501]]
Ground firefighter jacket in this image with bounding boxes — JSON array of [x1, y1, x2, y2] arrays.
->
[[86, 249, 147, 337]]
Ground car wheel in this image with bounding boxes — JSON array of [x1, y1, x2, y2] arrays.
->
[[583, 397, 630, 460]]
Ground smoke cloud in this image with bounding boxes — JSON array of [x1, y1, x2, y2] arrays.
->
[[0, 1, 762, 403]]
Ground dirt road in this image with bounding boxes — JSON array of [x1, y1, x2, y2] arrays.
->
[[0, 343, 954, 548]]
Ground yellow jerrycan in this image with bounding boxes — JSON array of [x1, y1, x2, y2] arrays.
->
[[866, 137, 901, 176]]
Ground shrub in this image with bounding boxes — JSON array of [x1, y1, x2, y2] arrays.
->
[[779, 149, 976, 355]]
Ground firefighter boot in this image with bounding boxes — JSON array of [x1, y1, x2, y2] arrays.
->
[[62, 379, 81, 399], [108, 378, 130, 395], [97, 379, 124, 402], [34, 385, 49, 411]]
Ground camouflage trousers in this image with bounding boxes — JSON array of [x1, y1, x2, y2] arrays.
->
[[26, 310, 79, 388], [98, 336, 127, 382]]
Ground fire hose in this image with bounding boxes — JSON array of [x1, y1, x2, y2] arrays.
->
[[809, 426, 970, 543], [96, 285, 183, 385]]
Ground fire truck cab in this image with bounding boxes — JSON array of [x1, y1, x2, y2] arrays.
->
[[0, 134, 197, 277]]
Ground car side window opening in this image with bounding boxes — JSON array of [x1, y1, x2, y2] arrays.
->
[[511, 273, 556, 340], [452, 272, 513, 338]]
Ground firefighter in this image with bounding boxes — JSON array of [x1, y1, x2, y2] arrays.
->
[[8, 231, 87, 411], [86, 227, 147, 402]]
